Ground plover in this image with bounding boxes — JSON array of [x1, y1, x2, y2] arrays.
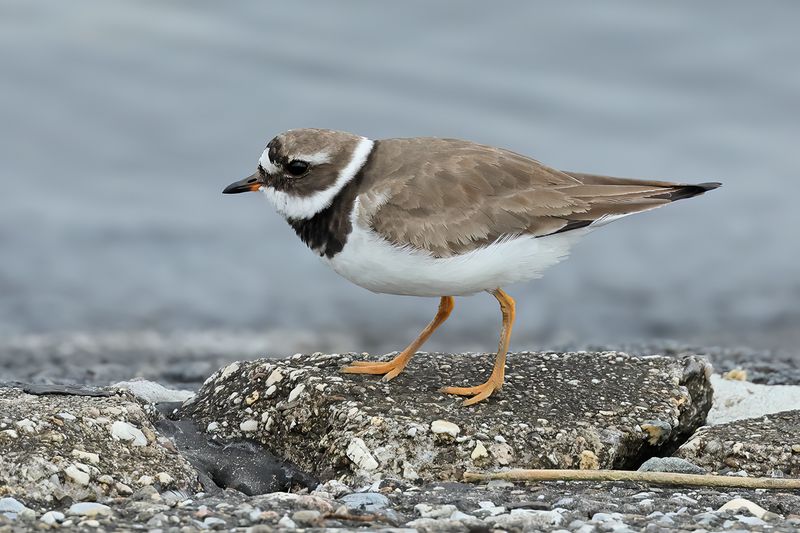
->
[[224, 128, 719, 405]]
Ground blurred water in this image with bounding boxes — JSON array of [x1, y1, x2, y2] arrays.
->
[[1, 1, 799, 357]]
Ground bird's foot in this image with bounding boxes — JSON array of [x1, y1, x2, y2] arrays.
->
[[340, 353, 410, 382], [441, 376, 503, 406]]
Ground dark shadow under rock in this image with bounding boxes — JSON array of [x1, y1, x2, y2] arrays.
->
[[674, 409, 800, 477], [154, 407, 317, 495], [178, 351, 713, 484]]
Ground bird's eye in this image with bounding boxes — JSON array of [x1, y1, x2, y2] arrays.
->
[[286, 160, 309, 176]]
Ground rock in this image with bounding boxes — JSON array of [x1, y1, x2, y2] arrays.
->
[[430, 419, 460, 437], [675, 410, 800, 476], [178, 351, 713, 483], [277, 515, 297, 529], [470, 441, 488, 460], [64, 463, 91, 485], [68, 502, 112, 517], [112, 379, 194, 404], [339, 492, 390, 512], [291, 509, 320, 525], [110, 420, 147, 446], [708, 374, 800, 424], [718, 498, 769, 519], [0, 387, 199, 504], [345, 437, 379, 472], [486, 509, 564, 530], [638, 457, 706, 475], [40, 511, 65, 525], [416, 503, 459, 518], [0, 497, 31, 519]]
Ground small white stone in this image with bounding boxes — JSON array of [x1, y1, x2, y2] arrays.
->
[[266, 369, 284, 386], [494, 435, 506, 443], [718, 498, 768, 519], [430, 419, 460, 437], [110, 421, 147, 446], [1, 429, 18, 439], [278, 515, 297, 529], [156, 472, 174, 484], [266, 384, 277, 397], [58, 412, 76, 421], [288, 383, 306, 403], [115, 482, 133, 495], [346, 437, 379, 471], [15, 419, 36, 433], [71, 449, 100, 465], [206, 421, 219, 432], [239, 419, 258, 432], [68, 502, 111, 517], [65, 464, 90, 485], [471, 441, 489, 460], [402, 462, 420, 480], [41, 511, 65, 525], [138, 475, 154, 486], [220, 362, 240, 380], [407, 427, 418, 438]]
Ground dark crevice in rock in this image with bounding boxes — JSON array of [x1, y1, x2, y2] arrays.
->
[[154, 404, 317, 495]]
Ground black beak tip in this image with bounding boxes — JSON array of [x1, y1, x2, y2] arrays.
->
[[223, 175, 261, 195]]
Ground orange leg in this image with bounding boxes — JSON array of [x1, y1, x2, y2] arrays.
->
[[441, 288, 515, 406], [341, 296, 454, 381]]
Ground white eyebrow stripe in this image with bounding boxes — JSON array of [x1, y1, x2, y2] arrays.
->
[[292, 151, 332, 165], [261, 137, 374, 220]]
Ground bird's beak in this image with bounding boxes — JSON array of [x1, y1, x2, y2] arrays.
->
[[223, 173, 262, 194]]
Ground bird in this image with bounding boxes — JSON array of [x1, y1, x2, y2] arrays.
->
[[223, 128, 719, 406]]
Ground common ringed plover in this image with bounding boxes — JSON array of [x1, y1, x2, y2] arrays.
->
[[224, 128, 719, 405]]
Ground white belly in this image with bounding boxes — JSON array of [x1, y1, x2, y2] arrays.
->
[[323, 223, 587, 297]]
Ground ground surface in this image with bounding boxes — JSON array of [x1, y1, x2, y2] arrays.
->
[[1, 349, 800, 531]]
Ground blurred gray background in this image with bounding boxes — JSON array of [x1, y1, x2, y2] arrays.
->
[[1, 1, 798, 381]]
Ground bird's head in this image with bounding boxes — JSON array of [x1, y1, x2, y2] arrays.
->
[[223, 128, 373, 220]]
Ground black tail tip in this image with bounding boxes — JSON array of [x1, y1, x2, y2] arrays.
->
[[697, 182, 722, 191]]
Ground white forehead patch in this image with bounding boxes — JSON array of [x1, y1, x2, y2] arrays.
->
[[258, 149, 279, 174], [261, 137, 374, 220]]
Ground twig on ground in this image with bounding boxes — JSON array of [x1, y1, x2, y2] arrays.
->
[[463, 469, 800, 490]]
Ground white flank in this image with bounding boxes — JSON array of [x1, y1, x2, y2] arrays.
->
[[324, 199, 589, 297], [260, 137, 374, 220]]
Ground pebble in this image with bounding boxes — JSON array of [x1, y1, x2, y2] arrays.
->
[[638, 456, 706, 475], [239, 419, 258, 432], [430, 419, 460, 437], [471, 440, 489, 460], [277, 515, 297, 529], [345, 437, 378, 471], [110, 420, 147, 446], [415, 503, 458, 518], [339, 492, 390, 512], [718, 497, 769, 519], [0, 497, 28, 514], [68, 502, 112, 517], [40, 511, 65, 525], [291, 509, 320, 525], [65, 464, 91, 485], [266, 369, 283, 386], [288, 383, 305, 403]]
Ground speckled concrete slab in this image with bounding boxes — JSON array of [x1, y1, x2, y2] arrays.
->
[[675, 410, 800, 477], [179, 351, 713, 483]]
